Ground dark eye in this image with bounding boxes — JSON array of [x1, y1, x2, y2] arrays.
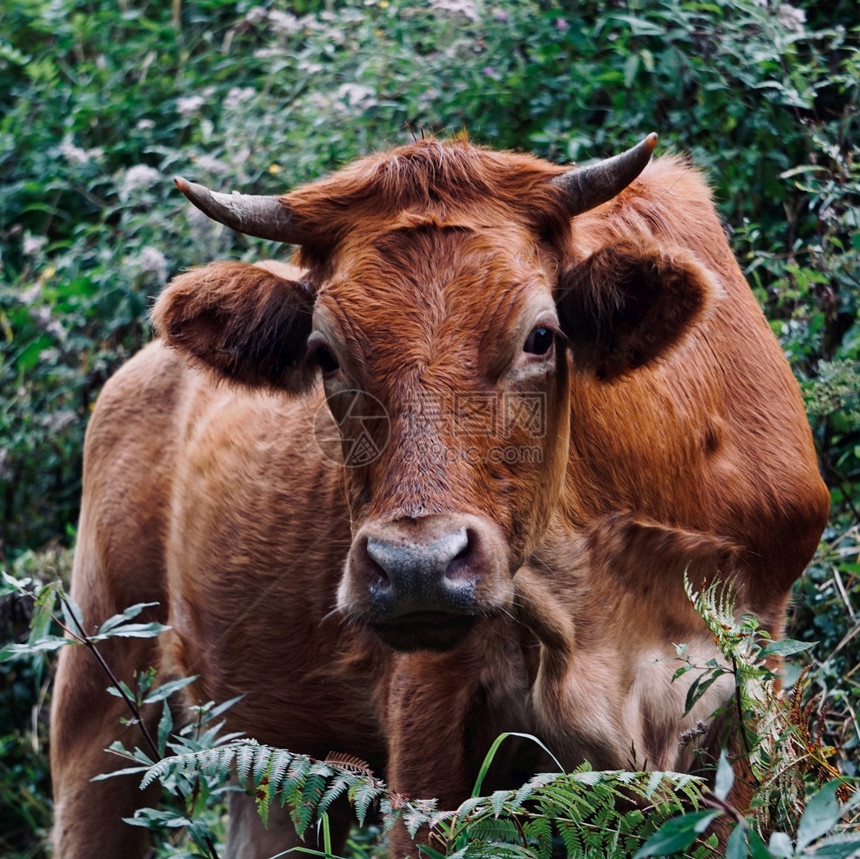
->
[[523, 326, 554, 356], [314, 344, 340, 374]]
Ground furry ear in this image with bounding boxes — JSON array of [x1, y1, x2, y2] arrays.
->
[[557, 239, 720, 379], [151, 261, 315, 393]]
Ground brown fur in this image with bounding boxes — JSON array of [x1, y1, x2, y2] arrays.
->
[[51, 138, 828, 857]]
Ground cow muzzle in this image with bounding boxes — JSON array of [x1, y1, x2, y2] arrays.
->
[[342, 514, 512, 651]]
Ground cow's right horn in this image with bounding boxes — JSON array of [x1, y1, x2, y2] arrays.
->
[[551, 133, 658, 217], [175, 177, 303, 244]]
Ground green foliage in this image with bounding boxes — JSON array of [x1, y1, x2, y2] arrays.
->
[[0, 547, 72, 853], [0, 571, 230, 857], [142, 739, 715, 858], [638, 580, 859, 858]]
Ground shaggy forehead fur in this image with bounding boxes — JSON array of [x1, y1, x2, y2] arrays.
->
[[316, 224, 554, 390], [289, 136, 573, 263]]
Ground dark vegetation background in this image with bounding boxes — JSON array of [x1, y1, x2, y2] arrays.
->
[[0, 0, 857, 855]]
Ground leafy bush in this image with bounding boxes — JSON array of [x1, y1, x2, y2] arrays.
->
[[2, 571, 856, 857], [1, 0, 858, 856]]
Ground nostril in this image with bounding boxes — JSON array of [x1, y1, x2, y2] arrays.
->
[[362, 538, 392, 589], [444, 528, 475, 582]]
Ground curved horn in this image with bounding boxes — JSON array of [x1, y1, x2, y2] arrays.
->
[[551, 133, 658, 216], [174, 177, 303, 244]]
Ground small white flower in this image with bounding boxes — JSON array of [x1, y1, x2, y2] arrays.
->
[[59, 136, 90, 166], [297, 59, 324, 75], [224, 87, 256, 112], [33, 309, 67, 343], [269, 10, 302, 36], [46, 320, 67, 342], [121, 164, 160, 195], [194, 154, 229, 175], [336, 83, 377, 110], [254, 47, 283, 60], [20, 283, 42, 305], [776, 2, 805, 31], [23, 233, 47, 256], [139, 246, 168, 284], [244, 6, 267, 24], [177, 95, 205, 117], [42, 409, 76, 432], [137, 119, 155, 131], [429, 0, 480, 21], [307, 92, 332, 110]]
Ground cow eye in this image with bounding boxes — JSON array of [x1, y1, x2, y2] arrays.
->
[[523, 326, 554, 356], [313, 344, 340, 374]]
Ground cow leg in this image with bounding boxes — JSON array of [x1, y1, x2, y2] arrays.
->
[[51, 636, 162, 858], [226, 791, 354, 858]]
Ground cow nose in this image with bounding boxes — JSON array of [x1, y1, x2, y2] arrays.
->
[[356, 523, 479, 619], [366, 527, 469, 586]]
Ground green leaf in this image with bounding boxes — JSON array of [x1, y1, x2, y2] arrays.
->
[[633, 810, 721, 857], [29, 581, 59, 644], [15, 334, 53, 372], [106, 680, 135, 700], [157, 699, 173, 757], [235, 742, 258, 788], [747, 829, 772, 859], [471, 732, 564, 797], [714, 749, 734, 802], [143, 674, 196, 704], [96, 601, 161, 635], [92, 621, 170, 640], [807, 835, 860, 858], [0, 636, 70, 659], [759, 639, 816, 658], [725, 824, 748, 859], [797, 782, 847, 851], [90, 764, 151, 782], [768, 831, 794, 857], [208, 694, 245, 720], [683, 671, 725, 716]]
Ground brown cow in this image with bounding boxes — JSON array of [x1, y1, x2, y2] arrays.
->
[[50, 134, 829, 857]]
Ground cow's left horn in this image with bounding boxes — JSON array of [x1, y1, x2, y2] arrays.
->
[[551, 133, 658, 216], [174, 177, 303, 244]]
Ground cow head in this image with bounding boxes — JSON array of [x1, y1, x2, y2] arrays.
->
[[152, 135, 718, 651]]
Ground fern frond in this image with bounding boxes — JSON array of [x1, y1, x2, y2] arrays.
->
[[350, 778, 384, 826], [462, 817, 521, 843], [251, 744, 272, 788], [235, 739, 258, 786], [324, 751, 376, 777], [268, 748, 297, 796], [316, 770, 353, 817], [522, 816, 553, 858]]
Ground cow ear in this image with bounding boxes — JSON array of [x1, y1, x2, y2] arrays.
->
[[556, 240, 720, 379], [151, 261, 315, 393]]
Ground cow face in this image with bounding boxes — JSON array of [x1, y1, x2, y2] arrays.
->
[[153, 137, 717, 652], [310, 224, 573, 650]]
